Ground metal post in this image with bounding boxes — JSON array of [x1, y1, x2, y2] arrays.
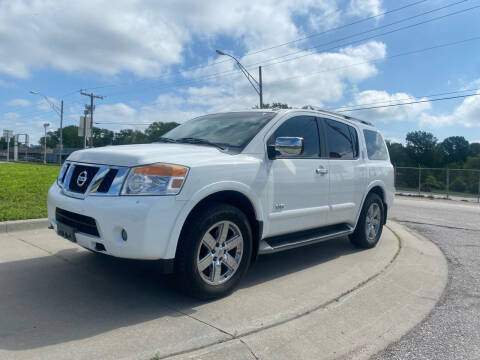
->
[[59, 100, 64, 164], [13, 135, 18, 161], [477, 175, 480, 203], [418, 166, 421, 195], [446, 168, 450, 199], [43, 126, 47, 165], [259, 66, 263, 109], [6, 136, 10, 162]]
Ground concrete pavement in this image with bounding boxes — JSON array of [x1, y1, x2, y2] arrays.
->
[[0, 220, 446, 359], [374, 197, 480, 359]]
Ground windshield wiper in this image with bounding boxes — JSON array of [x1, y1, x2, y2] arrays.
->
[[176, 137, 225, 150], [156, 137, 177, 143]]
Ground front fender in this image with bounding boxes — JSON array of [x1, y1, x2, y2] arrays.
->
[[164, 181, 264, 259]]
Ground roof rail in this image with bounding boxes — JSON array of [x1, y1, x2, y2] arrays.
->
[[301, 105, 373, 126]]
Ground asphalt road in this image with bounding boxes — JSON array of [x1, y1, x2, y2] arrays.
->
[[374, 197, 480, 360]]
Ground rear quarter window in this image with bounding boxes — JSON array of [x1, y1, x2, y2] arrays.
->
[[363, 130, 389, 160]]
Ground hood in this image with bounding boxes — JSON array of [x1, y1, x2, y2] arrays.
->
[[67, 143, 235, 167]]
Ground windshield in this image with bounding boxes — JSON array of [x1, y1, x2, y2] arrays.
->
[[161, 112, 276, 150]]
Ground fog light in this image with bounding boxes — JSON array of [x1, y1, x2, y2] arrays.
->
[[121, 229, 128, 241]]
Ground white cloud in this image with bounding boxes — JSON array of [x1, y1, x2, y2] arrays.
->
[[347, 90, 431, 122], [181, 41, 387, 109], [420, 90, 480, 128], [6, 98, 30, 107], [348, 0, 384, 18], [305, 1, 341, 31], [0, 0, 351, 79]]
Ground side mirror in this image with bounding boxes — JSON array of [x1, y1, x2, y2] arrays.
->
[[270, 137, 304, 158]]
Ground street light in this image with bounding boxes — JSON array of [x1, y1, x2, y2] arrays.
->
[[30, 91, 64, 164], [43, 123, 50, 165], [215, 50, 263, 108]]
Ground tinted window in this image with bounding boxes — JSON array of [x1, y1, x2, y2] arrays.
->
[[324, 119, 356, 160], [364, 130, 389, 160], [268, 116, 320, 158], [163, 112, 276, 149]]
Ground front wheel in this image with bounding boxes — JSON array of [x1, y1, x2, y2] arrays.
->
[[175, 203, 252, 300], [349, 193, 384, 249]]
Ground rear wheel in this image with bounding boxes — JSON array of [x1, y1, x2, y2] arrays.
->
[[350, 193, 384, 249], [175, 203, 252, 300]]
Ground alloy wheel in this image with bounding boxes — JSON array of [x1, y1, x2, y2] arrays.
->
[[365, 203, 381, 242], [196, 220, 244, 285]]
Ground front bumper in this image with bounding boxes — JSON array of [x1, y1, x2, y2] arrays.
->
[[47, 183, 188, 260]]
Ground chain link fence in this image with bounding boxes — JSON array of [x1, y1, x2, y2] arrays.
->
[[395, 166, 480, 202], [0, 146, 79, 164]]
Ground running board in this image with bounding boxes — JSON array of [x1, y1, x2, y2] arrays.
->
[[259, 223, 354, 254]]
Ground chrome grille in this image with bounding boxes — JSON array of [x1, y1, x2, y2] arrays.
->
[[60, 162, 129, 199]]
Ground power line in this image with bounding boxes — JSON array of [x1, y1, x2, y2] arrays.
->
[[80, 0, 430, 93], [333, 88, 480, 111], [104, 33, 480, 105], [267, 36, 480, 86], [93, 91, 480, 126], [102, 1, 479, 99], [242, 0, 431, 57], [335, 92, 480, 112], [94, 122, 154, 125], [259, 2, 479, 69]]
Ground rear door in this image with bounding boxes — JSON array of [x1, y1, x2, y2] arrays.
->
[[321, 118, 366, 225], [265, 115, 330, 237]]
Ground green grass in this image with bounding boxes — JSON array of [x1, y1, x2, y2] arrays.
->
[[0, 162, 60, 221]]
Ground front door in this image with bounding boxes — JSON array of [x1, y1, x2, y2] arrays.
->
[[265, 115, 330, 237]]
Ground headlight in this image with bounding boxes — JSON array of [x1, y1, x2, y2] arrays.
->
[[121, 163, 189, 196]]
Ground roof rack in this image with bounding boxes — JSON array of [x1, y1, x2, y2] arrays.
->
[[301, 105, 373, 126]]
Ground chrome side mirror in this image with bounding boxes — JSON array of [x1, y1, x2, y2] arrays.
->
[[274, 137, 304, 156]]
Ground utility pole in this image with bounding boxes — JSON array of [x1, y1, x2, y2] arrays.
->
[[29, 91, 64, 164], [43, 123, 50, 164], [83, 108, 89, 149], [59, 100, 63, 164], [258, 66, 263, 109], [216, 50, 263, 108], [80, 91, 104, 148]]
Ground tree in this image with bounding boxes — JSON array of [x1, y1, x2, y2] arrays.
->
[[385, 141, 410, 166], [113, 129, 149, 145], [93, 128, 114, 147], [39, 131, 59, 149], [145, 121, 179, 141], [441, 136, 469, 164], [256, 103, 291, 109], [464, 155, 480, 170], [405, 131, 438, 166], [469, 142, 480, 157]]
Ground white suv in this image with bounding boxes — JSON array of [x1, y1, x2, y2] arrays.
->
[[48, 108, 394, 299]]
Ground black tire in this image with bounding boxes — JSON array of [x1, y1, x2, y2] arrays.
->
[[349, 193, 384, 249], [175, 202, 252, 300]]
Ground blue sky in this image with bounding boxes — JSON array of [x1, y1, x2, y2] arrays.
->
[[1, 0, 480, 144]]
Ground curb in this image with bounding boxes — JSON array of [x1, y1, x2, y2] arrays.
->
[[164, 221, 448, 360], [0, 218, 50, 233]]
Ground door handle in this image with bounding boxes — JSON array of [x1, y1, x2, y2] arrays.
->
[[315, 166, 328, 175]]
